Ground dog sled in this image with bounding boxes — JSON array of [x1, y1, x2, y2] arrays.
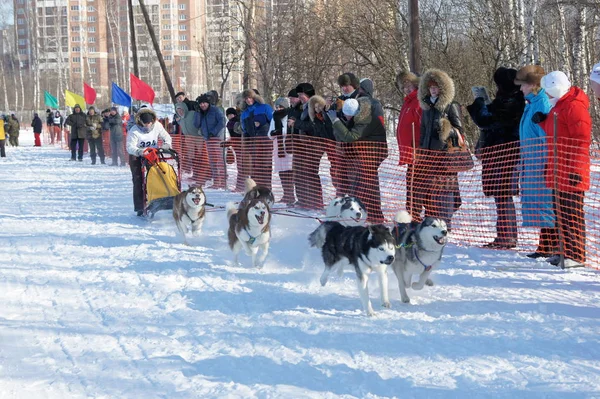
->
[[142, 148, 181, 217]]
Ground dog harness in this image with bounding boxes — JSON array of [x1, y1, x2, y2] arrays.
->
[[185, 210, 201, 223], [244, 228, 257, 245], [413, 246, 433, 272]]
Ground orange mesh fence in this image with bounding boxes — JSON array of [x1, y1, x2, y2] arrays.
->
[[172, 134, 598, 269]]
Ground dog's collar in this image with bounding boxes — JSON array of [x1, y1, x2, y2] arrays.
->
[[244, 228, 257, 245], [413, 246, 433, 272], [185, 209, 202, 223]]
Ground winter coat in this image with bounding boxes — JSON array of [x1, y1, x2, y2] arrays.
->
[[85, 111, 103, 140], [268, 109, 293, 173], [287, 103, 304, 135], [226, 116, 241, 138], [0, 119, 5, 140], [31, 116, 43, 134], [308, 96, 335, 141], [467, 89, 524, 197], [65, 111, 87, 139], [240, 91, 273, 137], [418, 69, 463, 151], [193, 104, 225, 140], [396, 89, 422, 165], [519, 88, 554, 227], [53, 113, 63, 128], [7, 118, 19, 137], [175, 102, 200, 136], [292, 102, 316, 136], [126, 108, 172, 156], [540, 86, 592, 192], [107, 113, 124, 141], [46, 112, 54, 126], [330, 96, 387, 145]]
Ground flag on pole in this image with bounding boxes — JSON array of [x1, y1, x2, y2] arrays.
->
[[64, 90, 86, 110], [130, 73, 155, 104], [111, 82, 132, 107], [83, 82, 97, 105], [44, 91, 59, 109]]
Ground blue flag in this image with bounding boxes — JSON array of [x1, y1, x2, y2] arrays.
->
[[111, 82, 132, 106]]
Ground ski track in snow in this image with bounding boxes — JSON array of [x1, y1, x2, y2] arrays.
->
[[1, 132, 600, 399]]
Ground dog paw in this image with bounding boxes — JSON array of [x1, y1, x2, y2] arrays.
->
[[366, 309, 375, 317], [320, 276, 328, 286], [425, 279, 434, 286], [192, 230, 202, 237], [401, 296, 411, 303], [382, 301, 391, 309], [411, 282, 424, 291]]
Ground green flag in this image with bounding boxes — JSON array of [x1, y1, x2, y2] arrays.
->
[[44, 91, 59, 108]]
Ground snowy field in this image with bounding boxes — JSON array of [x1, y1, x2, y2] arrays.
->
[[1, 131, 600, 399]]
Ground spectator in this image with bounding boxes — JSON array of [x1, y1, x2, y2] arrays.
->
[[328, 95, 388, 223], [45, 109, 54, 142], [126, 108, 172, 216], [31, 113, 43, 147], [240, 89, 274, 190], [269, 97, 296, 205], [107, 107, 126, 166], [591, 62, 600, 100], [176, 101, 210, 186], [7, 115, 19, 147], [0, 115, 5, 157], [514, 65, 555, 258], [52, 111, 64, 144], [415, 68, 463, 229], [65, 105, 87, 161], [86, 106, 105, 165], [468, 67, 525, 249], [225, 107, 245, 192], [193, 94, 226, 189], [396, 70, 423, 219], [287, 88, 303, 204], [537, 71, 592, 268]]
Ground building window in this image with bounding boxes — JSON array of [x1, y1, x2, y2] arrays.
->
[[162, 3, 170, 8], [180, 56, 187, 62], [17, 18, 25, 25], [162, 35, 171, 40], [90, 67, 97, 73], [18, 39, 27, 45], [164, 55, 172, 61], [178, 4, 186, 10], [72, 46, 80, 52], [87, 6, 95, 12], [88, 16, 96, 22], [71, 26, 80, 32], [17, 8, 25, 14], [179, 35, 186, 41], [17, 0, 24, 4], [70, 16, 80, 21], [89, 37, 96, 43], [70, 5, 79, 10], [89, 58, 96, 64], [73, 67, 81, 73], [164, 45, 173, 50], [18, 29, 25, 35], [179, 24, 186, 30], [162, 24, 171, 30], [162, 13, 170, 19], [179, 14, 186, 20], [89, 46, 96, 52], [179, 45, 188, 50], [71, 36, 80, 42], [18, 48, 27, 54], [72, 57, 80, 62], [88, 26, 96, 32]]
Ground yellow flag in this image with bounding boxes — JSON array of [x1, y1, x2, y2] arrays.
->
[[64, 90, 86, 110]]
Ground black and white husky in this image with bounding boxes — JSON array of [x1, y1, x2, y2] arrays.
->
[[325, 195, 367, 226], [227, 198, 271, 268], [309, 222, 396, 316], [391, 211, 448, 303]]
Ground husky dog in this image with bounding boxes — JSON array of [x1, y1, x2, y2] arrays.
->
[[239, 178, 275, 209], [391, 211, 448, 303], [325, 195, 367, 226], [227, 198, 271, 268], [172, 186, 207, 245], [309, 222, 396, 316]]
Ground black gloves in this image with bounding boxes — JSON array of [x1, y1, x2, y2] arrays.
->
[[532, 112, 547, 124]]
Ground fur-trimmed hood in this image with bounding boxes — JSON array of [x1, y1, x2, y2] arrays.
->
[[239, 89, 266, 111], [418, 68, 455, 112], [352, 97, 373, 123], [134, 107, 157, 126], [308, 95, 326, 121]]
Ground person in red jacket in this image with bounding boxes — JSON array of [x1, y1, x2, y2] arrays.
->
[[536, 71, 591, 268], [395, 71, 422, 219]]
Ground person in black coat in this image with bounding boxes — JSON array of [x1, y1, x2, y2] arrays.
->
[[468, 67, 525, 249], [31, 113, 43, 147]]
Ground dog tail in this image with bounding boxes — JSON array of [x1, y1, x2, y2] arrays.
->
[[244, 178, 257, 194], [395, 210, 412, 224], [308, 222, 335, 248], [226, 201, 238, 219]]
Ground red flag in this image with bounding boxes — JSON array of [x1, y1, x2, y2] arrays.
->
[[83, 82, 96, 105], [130, 73, 155, 104]]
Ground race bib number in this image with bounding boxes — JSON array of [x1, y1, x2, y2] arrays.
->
[[139, 140, 157, 148]]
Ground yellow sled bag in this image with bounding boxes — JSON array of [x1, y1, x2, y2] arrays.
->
[[146, 161, 180, 203]]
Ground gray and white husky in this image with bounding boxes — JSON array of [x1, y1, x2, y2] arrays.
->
[[309, 222, 396, 316], [391, 211, 448, 303]]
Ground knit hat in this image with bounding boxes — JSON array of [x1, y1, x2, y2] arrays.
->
[[74, 104, 81, 109], [225, 107, 237, 117], [591, 62, 600, 99], [139, 112, 154, 124], [342, 98, 359, 116], [337, 73, 360, 89], [493, 67, 519, 93], [197, 94, 210, 104], [274, 97, 290, 109], [541, 71, 571, 99], [287, 88, 299, 98], [514, 65, 546, 86], [110, 106, 118, 112], [295, 83, 315, 97]]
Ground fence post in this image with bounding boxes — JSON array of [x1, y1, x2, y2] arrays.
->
[[552, 112, 565, 269], [411, 122, 416, 216]]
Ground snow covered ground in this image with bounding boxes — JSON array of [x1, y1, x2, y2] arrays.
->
[[1, 131, 600, 398]]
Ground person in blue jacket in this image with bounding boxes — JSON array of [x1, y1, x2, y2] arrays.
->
[[194, 94, 226, 189], [514, 65, 556, 258], [240, 89, 274, 189]]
